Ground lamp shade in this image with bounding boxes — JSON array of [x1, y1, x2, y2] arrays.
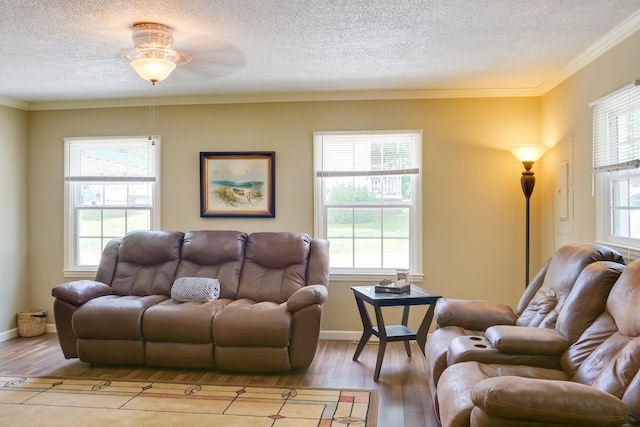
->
[[130, 57, 177, 83], [508, 144, 550, 163]]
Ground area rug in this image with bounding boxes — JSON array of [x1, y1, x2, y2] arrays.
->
[[0, 376, 377, 426]]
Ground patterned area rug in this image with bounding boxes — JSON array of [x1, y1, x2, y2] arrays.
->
[[0, 376, 377, 426]]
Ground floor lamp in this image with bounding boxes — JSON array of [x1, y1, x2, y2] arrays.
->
[[508, 144, 549, 288]]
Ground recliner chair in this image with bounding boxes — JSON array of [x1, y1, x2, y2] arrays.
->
[[436, 258, 640, 427], [425, 243, 624, 414]]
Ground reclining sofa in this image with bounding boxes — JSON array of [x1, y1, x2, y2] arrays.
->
[[425, 243, 624, 414], [51, 230, 330, 372], [436, 258, 640, 427]]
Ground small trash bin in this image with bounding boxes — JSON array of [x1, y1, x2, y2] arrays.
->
[[17, 309, 47, 337]]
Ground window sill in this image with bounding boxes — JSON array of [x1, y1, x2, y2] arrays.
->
[[63, 269, 97, 279], [594, 240, 640, 263], [330, 272, 424, 283]]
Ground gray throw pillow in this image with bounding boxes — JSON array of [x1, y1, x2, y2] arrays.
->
[[171, 277, 220, 302]]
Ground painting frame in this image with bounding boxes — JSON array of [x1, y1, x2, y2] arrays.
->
[[200, 151, 275, 218]]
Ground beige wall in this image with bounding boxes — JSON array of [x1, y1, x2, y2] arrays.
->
[[0, 105, 28, 333], [26, 97, 540, 334], [539, 28, 640, 257]]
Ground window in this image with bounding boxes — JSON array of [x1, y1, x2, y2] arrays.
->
[[313, 130, 422, 277], [63, 136, 160, 274], [592, 81, 640, 252]]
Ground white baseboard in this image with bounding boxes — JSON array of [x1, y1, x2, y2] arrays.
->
[[0, 328, 18, 342], [0, 324, 57, 342], [319, 330, 379, 341], [2, 326, 368, 343]]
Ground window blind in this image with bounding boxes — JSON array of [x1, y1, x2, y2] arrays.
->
[[64, 136, 157, 182], [591, 81, 640, 173], [315, 131, 421, 178]]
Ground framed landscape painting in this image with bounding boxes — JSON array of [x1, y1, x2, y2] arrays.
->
[[200, 151, 275, 218]]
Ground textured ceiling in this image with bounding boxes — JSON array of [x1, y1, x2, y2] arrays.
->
[[2, 0, 640, 104]]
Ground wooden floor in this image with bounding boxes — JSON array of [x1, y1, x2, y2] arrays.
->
[[0, 333, 440, 427]]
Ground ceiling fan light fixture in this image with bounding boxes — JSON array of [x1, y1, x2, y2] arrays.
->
[[127, 22, 189, 84], [130, 57, 177, 83]]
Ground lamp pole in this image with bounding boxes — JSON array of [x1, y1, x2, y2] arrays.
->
[[509, 144, 548, 288], [520, 161, 536, 288]]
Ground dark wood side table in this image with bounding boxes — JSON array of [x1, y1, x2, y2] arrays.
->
[[351, 285, 442, 381]]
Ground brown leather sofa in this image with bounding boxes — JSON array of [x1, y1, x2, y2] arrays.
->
[[51, 230, 330, 372], [425, 243, 624, 415], [436, 258, 640, 427]]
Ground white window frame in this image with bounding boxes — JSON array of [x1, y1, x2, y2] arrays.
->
[[313, 130, 423, 281], [63, 136, 161, 276], [592, 81, 640, 257]]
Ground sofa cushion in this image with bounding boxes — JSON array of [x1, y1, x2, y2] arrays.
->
[[471, 376, 629, 426], [485, 326, 569, 355], [171, 277, 220, 302], [176, 230, 246, 299], [212, 299, 291, 347], [237, 232, 311, 303], [73, 294, 168, 340], [111, 230, 184, 297], [143, 298, 229, 343], [437, 361, 569, 427]]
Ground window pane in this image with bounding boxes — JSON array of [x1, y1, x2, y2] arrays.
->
[[611, 179, 629, 207], [326, 177, 375, 203], [128, 210, 150, 231], [129, 183, 152, 206], [354, 239, 381, 268], [327, 208, 353, 237], [382, 238, 410, 268], [383, 208, 409, 237], [79, 185, 103, 206], [104, 210, 127, 235], [329, 238, 353, 268], [354, 209, 381, 237], [631, 176, 640, 206], [104, 184, 128, 206], [78, 237, 103, 265], [78, 209, 102, 235], [611, 208, 630, 237], [631, 210, 640, 238]]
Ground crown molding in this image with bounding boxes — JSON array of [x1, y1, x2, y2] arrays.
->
[[537, 8, 640, 95], [26, 87, 541, 111], [0, 96, 29, 110]]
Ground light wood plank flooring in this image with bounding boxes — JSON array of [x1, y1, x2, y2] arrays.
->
[[0, 333, 440, 427]]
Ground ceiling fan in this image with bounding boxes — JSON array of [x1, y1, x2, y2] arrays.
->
[[125, 22, 245, 85], [126, 22, 191, 84]]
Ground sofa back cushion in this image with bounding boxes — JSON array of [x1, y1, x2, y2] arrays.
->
[[554, 260, 624, 343], [111, 230, 184, 296], [237, 232, 312, 303], [561, 260, 640, 420], [516, 243, 623, 328], [175, 230, 247, 299]]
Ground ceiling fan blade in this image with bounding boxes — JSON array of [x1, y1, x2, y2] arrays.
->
[[169, 41, 246, 82]]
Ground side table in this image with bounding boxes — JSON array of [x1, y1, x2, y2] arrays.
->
[[351, 285, 442, 381]]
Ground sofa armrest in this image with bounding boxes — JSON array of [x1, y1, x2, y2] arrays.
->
[[471, 376, 629, 426], [51, 280, 113, 306], [485, 325, 569, 355], [287, 285, 328, 313], [435, 299, 516, 330]]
